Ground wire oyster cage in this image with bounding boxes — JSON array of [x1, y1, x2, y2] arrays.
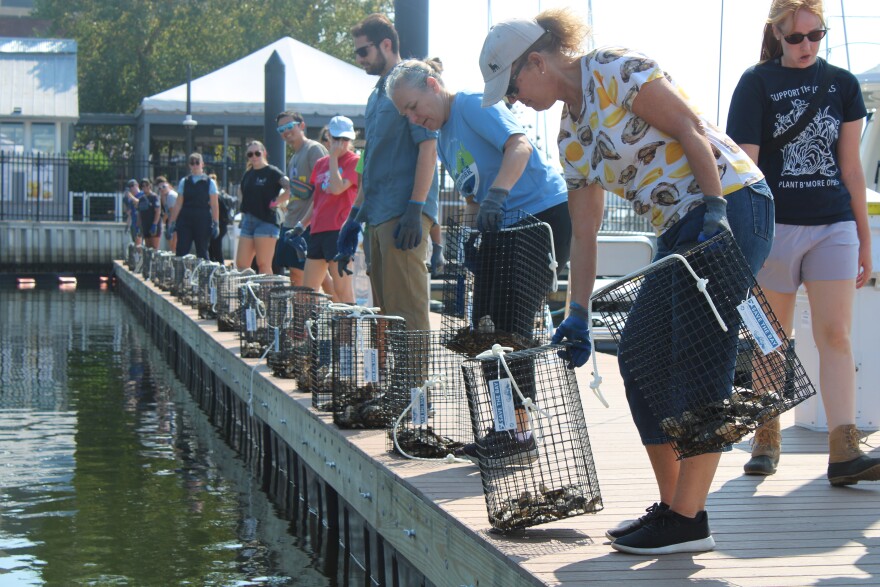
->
[[385, 329, 474, 460], [460, 345, 603, 533], [141, 247, 159, 281], [267, 288, 329, 379], [236, 276, 289, 354], [188, 261, 220, 310], [590, 231, 816, 459], [171, 255, 200, 301], [331, 313, 407, 429], [197, 264, 234, 320], [154, 252, 175, 290], [215, 270, 262, 332], [441, 211, 557, 350], [303, 303, 356, 409], [125, 242, 140, 271]]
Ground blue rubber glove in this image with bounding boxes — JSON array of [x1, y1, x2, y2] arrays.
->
[[393, 200, 425, 250], [430, 243, 446, 274], [211, 220, 220, 239], [551, 302, 592, 369], [698, 196, 730, 242], [283, 224, 308, 261], [149, 223, 158, 236], [166, 221, 176, 238], [334, 206, 364, 277], [476, 186, 509, 233]]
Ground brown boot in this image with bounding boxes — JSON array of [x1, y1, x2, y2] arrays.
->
[[744, 418, 780, 476], [828, 424, 880, 486]]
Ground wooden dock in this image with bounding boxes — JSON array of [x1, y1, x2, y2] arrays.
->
[[115, 262, 880, 587]]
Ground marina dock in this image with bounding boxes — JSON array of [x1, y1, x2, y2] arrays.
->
[[114, 260, 880, 587]]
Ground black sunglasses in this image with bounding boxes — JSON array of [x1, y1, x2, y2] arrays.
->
[[354, 42, 375, 58], [783, 29, 827, 44], [188, 159, 201, 165], [505, 58, 528, 102], [246, 150, 262, 158]]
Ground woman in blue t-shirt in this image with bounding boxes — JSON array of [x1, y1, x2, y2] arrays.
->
[[235, 140, 290, 275], [727, 0, 878, 485]]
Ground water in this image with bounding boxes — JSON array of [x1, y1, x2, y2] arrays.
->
[[0, 285, 331, 586]]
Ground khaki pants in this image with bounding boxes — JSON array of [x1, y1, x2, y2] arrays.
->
[[369, 215, 432, 331]]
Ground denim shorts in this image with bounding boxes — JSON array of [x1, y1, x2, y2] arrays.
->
[[619, 180, 775, 445], [239, 213, 280, 239]]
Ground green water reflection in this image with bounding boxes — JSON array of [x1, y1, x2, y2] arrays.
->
[[0, 287, 328, 586]]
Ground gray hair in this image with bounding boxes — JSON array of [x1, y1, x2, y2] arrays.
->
[[386, 58, 444, 101]]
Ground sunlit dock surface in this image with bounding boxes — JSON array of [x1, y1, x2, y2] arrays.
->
[[116, 261, 880, 586]]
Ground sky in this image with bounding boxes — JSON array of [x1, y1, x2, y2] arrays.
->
[[427, 0, 880, 164]]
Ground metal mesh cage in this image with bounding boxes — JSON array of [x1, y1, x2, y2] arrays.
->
[[331, 314, 407, 429], [125, 242, 140, 271], [198, 264, 232, 319], [266, 288, 329, 379], [304, 304, 358, 410], [171, 255, 200, 301], [141, 247, 159, 281], [460, 345, 603, 532], [182, 258, 211, 307], [590, 231, 817, 459], [235, 276, 289, 351], [442, 211, 556, 351], [155, 252, 175, 290], [215, 269, 259, 332], [386, 329, 473, 459]]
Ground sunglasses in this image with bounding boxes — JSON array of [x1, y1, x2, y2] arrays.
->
[[782, 29, 827, 44], [321, 135, 330, 142], [189, 160, 201, 165], [505, 58, 528, 103], [354, 42, 375, 58], [276, 120, 301, 134], [246, 150, 262, 158]]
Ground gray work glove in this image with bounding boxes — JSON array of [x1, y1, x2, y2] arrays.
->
[[476, 186, 508, 233]]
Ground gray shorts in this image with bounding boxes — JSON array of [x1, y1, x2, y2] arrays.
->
[[757, 221, 859, 293]]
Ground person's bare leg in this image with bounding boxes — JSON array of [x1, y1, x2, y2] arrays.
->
[[322, 271, 337, 298], [254, 236, 277, 275], [235, 237, 256, 271], [329, 261, 354, 304], [302, 259, 328, 293], [645, 444, 681, 506], [289, 267, 304, 287]]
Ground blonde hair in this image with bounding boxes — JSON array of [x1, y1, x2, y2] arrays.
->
[[760, 0, 825, 62], [387, 58, 444, 101], [245, 140, 267, 171]]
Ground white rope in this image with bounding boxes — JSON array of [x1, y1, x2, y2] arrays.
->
[[584, 299, 610, 408], [391, 376, 471, 464], [537, 221, 559, 292], [244, 281, 267, 319], [474, 344, 556, 447]]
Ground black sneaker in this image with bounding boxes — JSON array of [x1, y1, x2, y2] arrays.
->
[[605, 502, 669, 540], [611, 510, 715, 555], [457, 429, 539, 468]]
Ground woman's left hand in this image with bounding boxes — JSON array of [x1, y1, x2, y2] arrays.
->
[[856, 242, 873, 289]]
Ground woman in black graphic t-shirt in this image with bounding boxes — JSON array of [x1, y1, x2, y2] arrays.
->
[[727, 0, 877, 485], [235, 140, 290, 274]]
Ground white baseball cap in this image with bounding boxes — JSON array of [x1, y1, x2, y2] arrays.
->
[[328, 115, 356, 140], [479, 18, 545, 107]]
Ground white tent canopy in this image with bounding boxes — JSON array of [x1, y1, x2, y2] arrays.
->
[[140, 37, 376, 117]]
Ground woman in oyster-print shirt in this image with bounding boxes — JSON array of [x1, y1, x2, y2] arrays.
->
[[479, 9, 774, 555]]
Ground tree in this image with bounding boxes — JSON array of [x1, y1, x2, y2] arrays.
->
[[34, 0, 394, 114]]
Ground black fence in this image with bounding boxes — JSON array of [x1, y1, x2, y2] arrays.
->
[[1, 152, 654, 233]]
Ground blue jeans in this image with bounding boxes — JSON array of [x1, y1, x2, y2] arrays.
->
[[618, 180, 775, 444]]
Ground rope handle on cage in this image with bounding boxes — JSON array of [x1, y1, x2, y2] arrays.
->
[[667, 253, 728, 332], [188, 259, 206, 287], [391, 376, 471, 464], [476, 344, 556, 448], [327, 302, 382, 317], [244, 281, 267, 319], [537, 221, 559, 293], [582, 301, 610, 409], [208, 265, 229, 313]]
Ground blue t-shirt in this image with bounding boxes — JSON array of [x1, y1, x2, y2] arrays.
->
[[362, 75, 439, 225], [439, 91, 567, 225], [726, 58, 866, 225]]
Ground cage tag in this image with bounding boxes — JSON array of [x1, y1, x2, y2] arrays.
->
[[737, 297, 782, 355], [340, 346, 354, 377], [410, 388, 428, 426], [543, 303, 554, 338], [210, 286, 217, 304], [363, 348, 379, 383], [273, 327, 279, 353], [245, 308, 256, 332], [489, 378, 516, 432]]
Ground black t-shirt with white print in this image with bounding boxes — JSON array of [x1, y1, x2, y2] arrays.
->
[[726, 57, 866, 225], [239, 164, 285, 225]]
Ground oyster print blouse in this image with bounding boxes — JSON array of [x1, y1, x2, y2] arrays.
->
[[558, 46, 763, 234]]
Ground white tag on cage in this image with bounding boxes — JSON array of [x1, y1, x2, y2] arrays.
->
[[363, 348, 379, 383], [210, 286, 217, 304], [489, 378, 516, 432], [245, 308, 256, 332], [737, 297, 782, 355], [543, 303, 554, 338], [410, 388, 428, 426], [340, 346, 354, 378], [273, 327, 279, 353]]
